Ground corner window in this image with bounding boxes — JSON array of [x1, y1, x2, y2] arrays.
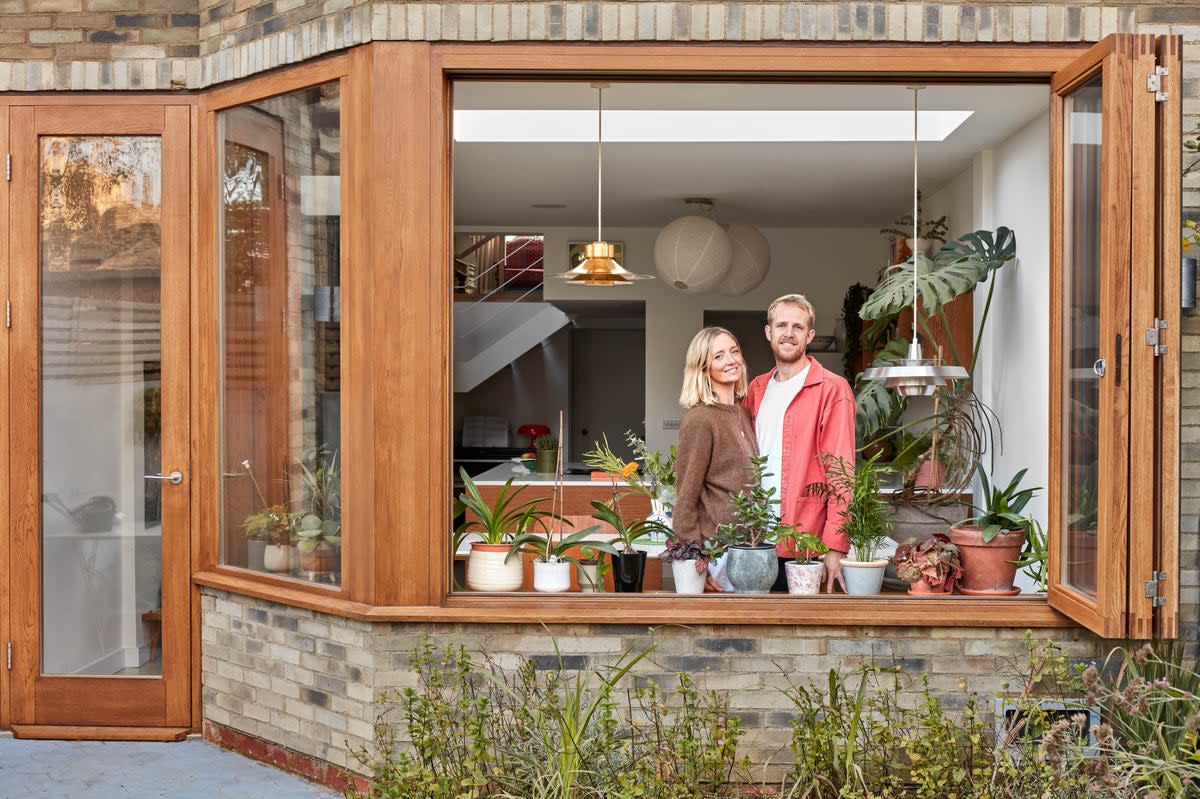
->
[[217, 81, 343, 586]]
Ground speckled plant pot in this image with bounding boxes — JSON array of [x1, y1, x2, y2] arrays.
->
[[726, 545, 778, 594], [784, 561, 824, 595]]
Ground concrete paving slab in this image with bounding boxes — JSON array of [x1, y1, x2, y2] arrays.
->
[[0, 736, 339, 799]]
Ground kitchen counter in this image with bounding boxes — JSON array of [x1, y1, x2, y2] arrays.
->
[[469, 462, 611, 486]]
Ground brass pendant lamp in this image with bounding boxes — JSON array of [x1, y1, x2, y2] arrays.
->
[[862, 87, 967, 396], [556, 83, 652, 286]]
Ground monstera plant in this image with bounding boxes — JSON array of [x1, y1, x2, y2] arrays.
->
[[854, 227, 1017, 496]]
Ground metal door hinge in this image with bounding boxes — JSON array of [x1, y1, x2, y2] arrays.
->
[[5, 301, 10, 329], [1146, 318, 1168, 356], [6, 642, 12, 670], [279, 173, 285, 199], [1144, 571, 1168, 607], [1148, 66, 1168, 101], [5, 153, 10, 182]]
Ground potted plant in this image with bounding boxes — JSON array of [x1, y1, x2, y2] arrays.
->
[[948, 462, 1039, 595], [534, 433, 559, 475], [294, 451, 341, 579], [712, 455, 796, 594], [589, 499, 671, 593], [455, 467, 556, 592], [658, 536, 715, 595], [576, 544, 611, 593], [1013, 515, 1048, 594], [512, 521, 611, 593], [879, 190, 949, 258], [778, 531, 829, 596], [806, 453, 894, 595], [583, 431, 677, 525], [242, 503, 295, 573], [891, 533, 962, 595]]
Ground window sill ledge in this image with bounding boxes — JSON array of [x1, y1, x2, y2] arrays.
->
[[195, 571, 1074, 628]]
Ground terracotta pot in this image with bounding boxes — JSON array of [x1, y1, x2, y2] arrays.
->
[[949, 524, 1025, 595], [467, 543, 524, 592], [906, 579, 952, 596], [1066, 528, 1097, 595], [299, 543, 338, 575]]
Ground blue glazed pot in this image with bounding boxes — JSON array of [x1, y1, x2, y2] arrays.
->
[[726, 545, 777, 594]]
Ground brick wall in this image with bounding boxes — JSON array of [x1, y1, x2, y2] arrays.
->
[[201, 588, 1104, 777]]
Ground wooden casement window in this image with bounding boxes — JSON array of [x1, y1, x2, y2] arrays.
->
[[194, 36, 1181, 636]]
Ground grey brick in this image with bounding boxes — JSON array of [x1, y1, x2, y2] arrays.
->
[[583, 2, 598, 39], [530, 654, 587, 670], [661, 655, 723, 671], [923, 5, 940, 42], [271, 613, 299, 632], [304, 688, 329, 707], [696, 638, 756, 654]]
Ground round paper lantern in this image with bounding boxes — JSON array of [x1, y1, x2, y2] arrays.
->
[[716, 221, 771, 296], [653, 215, 732, 293]]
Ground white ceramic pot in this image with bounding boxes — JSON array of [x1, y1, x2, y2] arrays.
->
[[263, 544, 294, 573], [578, 562, 603, 593], [671, 559, 707, 594], [841, 559, 889, 595], [467, 543, 524, 592], [785, 561, 824, 595], [533, 560, 572, 593]]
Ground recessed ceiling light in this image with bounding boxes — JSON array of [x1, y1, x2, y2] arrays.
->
[[531, 203, 567, 209], [454, 110, 974, 143]]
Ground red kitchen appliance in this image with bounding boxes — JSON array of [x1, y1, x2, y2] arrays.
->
[[516, 423, 550, 448]]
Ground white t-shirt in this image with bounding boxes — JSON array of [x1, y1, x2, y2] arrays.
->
[[755, 363, 809, 502]]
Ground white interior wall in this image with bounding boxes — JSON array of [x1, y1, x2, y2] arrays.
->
[[537, 225, 887, 453]]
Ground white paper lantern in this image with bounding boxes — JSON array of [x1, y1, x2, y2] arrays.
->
[[653, 215, 732, 293], [716, 221, 771, 296]]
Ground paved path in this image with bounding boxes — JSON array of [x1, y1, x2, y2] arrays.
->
[[0, 735, 340, 798]]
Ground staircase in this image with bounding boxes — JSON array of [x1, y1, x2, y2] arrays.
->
[[453, 235, 569, 393]]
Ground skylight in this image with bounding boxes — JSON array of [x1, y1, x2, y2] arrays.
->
[[453, 110, 974, 143]]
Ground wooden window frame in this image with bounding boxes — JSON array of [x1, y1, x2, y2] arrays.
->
[[190, 38, 1179, 633]]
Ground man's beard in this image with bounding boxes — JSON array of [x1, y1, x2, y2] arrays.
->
[[771, 341, 807, 364]]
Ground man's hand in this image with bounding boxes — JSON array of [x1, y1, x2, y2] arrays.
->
[[704, 574, 726, 593], [823, 551, 847, 593]]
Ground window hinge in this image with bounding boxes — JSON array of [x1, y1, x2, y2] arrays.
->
[[6, 642, 11, 670], [5, 153, 10, 182], [1145, 318, 1168, 356], [1148, 66, 1168, 102], [1144, 571, 1168, 607], [279, 173, 285, 199], [5, 300, 10, 330]]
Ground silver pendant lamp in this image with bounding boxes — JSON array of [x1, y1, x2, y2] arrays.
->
[[862, 87, 967, 396], [556, 82, 653, 286]]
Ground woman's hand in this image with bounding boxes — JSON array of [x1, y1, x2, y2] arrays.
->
[[704, 574, 725, 593]]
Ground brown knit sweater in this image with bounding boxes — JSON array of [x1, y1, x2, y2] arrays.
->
[[672, 403, 758, 544]]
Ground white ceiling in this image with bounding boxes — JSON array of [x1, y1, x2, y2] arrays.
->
[[453, 82, 1049, 228]]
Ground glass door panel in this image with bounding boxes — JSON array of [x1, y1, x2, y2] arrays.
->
[[1060, 78, 1101, 598], [39, 136, 165, 677]]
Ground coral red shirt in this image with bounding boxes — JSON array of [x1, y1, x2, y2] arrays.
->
[[742, 358, 857, 556]]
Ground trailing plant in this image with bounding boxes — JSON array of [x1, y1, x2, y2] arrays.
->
[[962, 461, 1040, 542], [804, 453, 893, 562], [710, 455, 796, 552]]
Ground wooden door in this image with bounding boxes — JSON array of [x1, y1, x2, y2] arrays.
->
[[8, 104, 192, 734], [1047, 34, 1182, 638]]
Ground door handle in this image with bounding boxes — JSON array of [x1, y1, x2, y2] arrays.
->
[[145, 470, 183, 485]]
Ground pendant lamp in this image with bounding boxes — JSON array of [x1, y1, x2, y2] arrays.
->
[[862, 87, 967, 396], [556, 83, 652, 286]]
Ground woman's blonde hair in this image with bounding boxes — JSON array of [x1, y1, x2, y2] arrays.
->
[[679, 326, 748, 409]]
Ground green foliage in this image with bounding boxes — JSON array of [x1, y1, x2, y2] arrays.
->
[[777, 531, 829, 564], [512, 522, 613, 565], [589, 499, 671, 552], [879, 191, 950, 243], [455, 467, 557, 547], [348, 636, 747, 799], [804, 453, 894, 562], [1012, 516, 1048, 593], [582, 432, 677, 507], [891, 533, 962, 592], [241, 502, 293, 545], [964, 461, 1040, 543], [535, 434, 560, 452], [294, 512, 340, 552], [713, 455, 795, 551]]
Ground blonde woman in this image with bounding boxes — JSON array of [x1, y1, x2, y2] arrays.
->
[[672, 327, 758, 554]]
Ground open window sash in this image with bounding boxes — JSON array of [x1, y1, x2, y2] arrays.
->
[[1048, 34, 1181, 638]]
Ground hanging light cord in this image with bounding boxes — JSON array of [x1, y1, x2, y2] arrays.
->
[[597, 84, 604, 242]]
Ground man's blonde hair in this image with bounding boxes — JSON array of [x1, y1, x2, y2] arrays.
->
[[766, 293, 816, 328], [679, 327, 748, 409]]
